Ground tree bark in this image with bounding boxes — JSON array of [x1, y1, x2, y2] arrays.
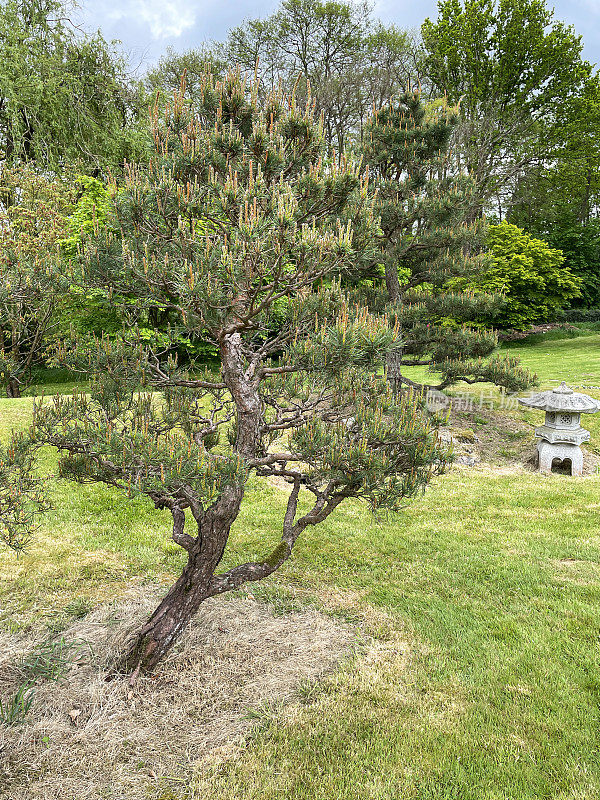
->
[[6, 378, 20, 398], [384, 260, 402, 304], [117, 546, 216, 679], [384, 256, 405, 393], [386, 344, 403, 394]]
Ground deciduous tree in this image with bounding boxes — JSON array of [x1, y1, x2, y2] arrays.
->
[[0, 0, 147, 170], [421, 0, 591, 217], [0, 164, 71, 396]]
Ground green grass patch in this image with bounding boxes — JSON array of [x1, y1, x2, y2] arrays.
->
[[1, 337, 600, 797]]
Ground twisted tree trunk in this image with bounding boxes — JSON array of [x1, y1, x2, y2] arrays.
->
[[117, 331, 262, 679], [117, 484, 244, 680], [119, 551, 213, 678]]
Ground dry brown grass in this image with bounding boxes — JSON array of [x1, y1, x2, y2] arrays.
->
[[0, 584, 357, 800]]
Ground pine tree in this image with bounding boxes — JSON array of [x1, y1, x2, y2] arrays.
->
[[2, 72, 449, 678], [361, 91, 535, 392]]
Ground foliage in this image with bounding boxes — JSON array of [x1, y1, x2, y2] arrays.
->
[[0, 428, 47, 552], [57, 177, 217, 356], [9, 70, 449, 676], [510, 206, 600, 311], [0, 0, 148, 170], [421, 0, 592, 216], [147, 0, 419, 153], [60, 176, 114, 258], [510, 73, 600, 232], [146, 45, 228, 103], [56, 176, 125, 338], [455, 222, 582, 330], [543, 217, 600, 309], [560, 308, 600, 324], [0, 164, 72, 395], [361, 90, 534, 391]]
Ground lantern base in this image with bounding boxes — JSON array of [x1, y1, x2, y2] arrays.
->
[[537, 440, 583, 476]]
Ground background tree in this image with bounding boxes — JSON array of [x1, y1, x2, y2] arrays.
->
[[542, 218, 600, 310], [360, 24, 422, 134], [228, 0, 420, 153], [421, 0, 592, 218], [145, 45, 228, 105], [146, 0, 419, 153], [221, 15, 283, 92], [270, 0, 371, 151], [451, 222, 582, 330], [508, 74, 600, 309], [10, 71, 448, 678], [361, 91, 534, 391], [0, 164, 72, 396], [0, 0, 147, 171], [509, 75, 600, 230], [55, 175, 128, 340]]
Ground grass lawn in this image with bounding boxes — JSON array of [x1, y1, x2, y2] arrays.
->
[[403, 331, 600, 392], [503, 332, 600, 389], [1, 334, 600, 799]]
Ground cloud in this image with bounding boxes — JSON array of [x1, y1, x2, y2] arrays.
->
[[107, 0, 199, 39]]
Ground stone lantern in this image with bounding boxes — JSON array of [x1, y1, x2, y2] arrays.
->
[[518, 381, 600, 476]]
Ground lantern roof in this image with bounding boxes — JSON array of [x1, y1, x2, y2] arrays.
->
[[518, 381, 600, 414]]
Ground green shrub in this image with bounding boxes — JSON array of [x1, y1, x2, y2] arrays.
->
[[560, 307, 600, 323], [453, 222, 582, 330]]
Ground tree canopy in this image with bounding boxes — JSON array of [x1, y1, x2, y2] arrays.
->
[[0, 0, 147, 170], [421, 0, 592, 217]]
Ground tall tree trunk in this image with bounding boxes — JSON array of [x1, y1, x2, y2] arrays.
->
[[386, 344, 403, 394], [384, 260, 401, 304], [384, 261, 404, 392], [579, 166, 592, 224], [6, 378, 20, 398]]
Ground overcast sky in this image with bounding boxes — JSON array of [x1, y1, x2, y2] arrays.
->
[[73, 0, 600, 73]]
